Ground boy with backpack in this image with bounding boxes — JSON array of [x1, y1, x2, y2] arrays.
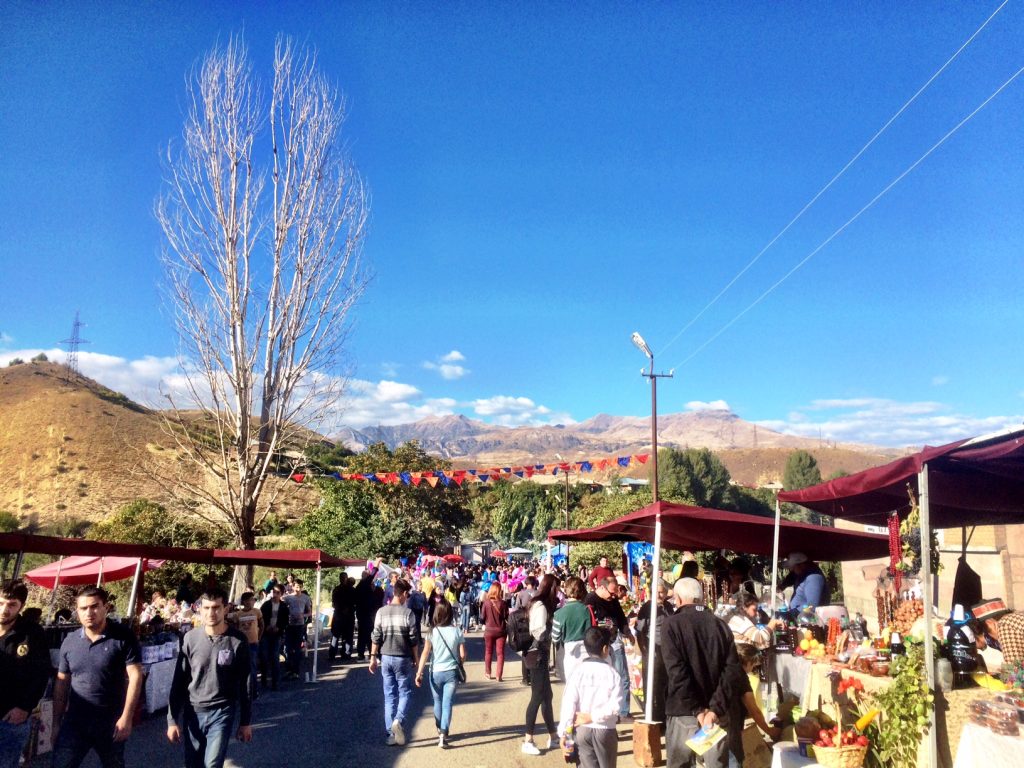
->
[[557, 626, 622, 768]]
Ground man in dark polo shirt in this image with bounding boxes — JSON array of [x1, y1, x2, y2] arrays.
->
[[53, 585, 143, 768], [0, 580, 51, 768], [167, 586, 252, 768]]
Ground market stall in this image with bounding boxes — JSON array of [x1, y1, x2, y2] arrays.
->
[[779, 426, 1024, 768]]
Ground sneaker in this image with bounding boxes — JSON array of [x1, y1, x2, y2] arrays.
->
[[521, 741, 541, 756], [385, 734, 398, 746], [391, 719, 406, 746], [544, 735, 556, 750], [437, 734, 447, 749]]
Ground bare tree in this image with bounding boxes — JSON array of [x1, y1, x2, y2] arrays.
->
[[154, 36, 368, 570]]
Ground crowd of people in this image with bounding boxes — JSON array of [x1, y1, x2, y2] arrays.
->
[[0, 548, 835, 768]]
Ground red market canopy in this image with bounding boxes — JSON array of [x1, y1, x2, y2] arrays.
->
[[211, 549, 362, 569], [442, 554, 465, 564], [24, 556, 165, 589], [490, 549, 507, 558], [776, 428, 1024, 528], [549, 500, 889, 562], [0, 533, 361, 570]]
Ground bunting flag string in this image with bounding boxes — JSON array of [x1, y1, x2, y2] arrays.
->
[[288, 453, 650, 487]]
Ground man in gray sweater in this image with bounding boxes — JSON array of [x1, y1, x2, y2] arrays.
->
[[368, 578, 420, 747], [167, 587, 253, 768]]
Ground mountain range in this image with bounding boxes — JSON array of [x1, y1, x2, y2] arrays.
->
[[0, 361, 897, 523]]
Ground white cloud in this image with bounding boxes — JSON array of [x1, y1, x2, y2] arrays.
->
[[931, 375, 950, 387], [0, 332, 13, 344], [423, 352, 469, 380], [470, 395, 574, 427], [756, 397, 1024, 448], [685, 399, 731, 412], [380, 361, 401, 378]]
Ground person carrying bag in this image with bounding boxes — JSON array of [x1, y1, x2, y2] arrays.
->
[[415, 600, 466, 749]]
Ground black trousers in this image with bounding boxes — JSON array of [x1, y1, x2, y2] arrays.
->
[[524, 663, 555, 737]]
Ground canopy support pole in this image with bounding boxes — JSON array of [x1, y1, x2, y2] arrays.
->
[[770, 496, 782, 612], [919, 464, 938, 768], [126, 558, 144, 623], [311, 565, 323, 683], [46, 556, 66, 622], [97, 557, 104, 587], [12, 551, 24, 579]]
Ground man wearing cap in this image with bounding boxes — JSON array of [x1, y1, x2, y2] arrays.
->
[[972, 598, 1024, 666], [780, 552, 828, 609]]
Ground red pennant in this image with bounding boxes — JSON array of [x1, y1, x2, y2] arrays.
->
[[634, 454, 649, 464], [290, 473, 305, 483]]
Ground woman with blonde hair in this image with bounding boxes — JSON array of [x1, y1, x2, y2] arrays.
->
[[482, 581, 508, 681]]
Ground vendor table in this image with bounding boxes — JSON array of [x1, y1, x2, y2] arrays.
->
[[951, 722, 1024, 768], [143, 659, 176, 713], [769, 653, 889, 711]]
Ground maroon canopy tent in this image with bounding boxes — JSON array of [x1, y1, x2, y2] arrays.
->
[[777, 429, 1024, 527], [548, 500, 889, 562], [211, 548, 363, 569], [776, 426, 1024, 766]]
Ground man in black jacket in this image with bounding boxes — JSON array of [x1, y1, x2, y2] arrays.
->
[[0, 580, 52, 768], [584, 576, 633, 719], [258, 585, 289, 690], [329, 575, 356, 661], [661, 578, 746, 768]]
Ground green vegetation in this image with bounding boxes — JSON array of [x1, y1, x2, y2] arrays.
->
[[303, 442, 356, 473], [89, 499, 232, 597], [31, 353, 49, 363], [7, 358, 24, 366], [295, 441, 471, 563]]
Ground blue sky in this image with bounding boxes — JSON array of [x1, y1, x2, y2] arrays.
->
[[1, 2, 1022, 448]]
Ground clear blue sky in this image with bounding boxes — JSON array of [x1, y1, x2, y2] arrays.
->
[[1, 2, 1022, 447]]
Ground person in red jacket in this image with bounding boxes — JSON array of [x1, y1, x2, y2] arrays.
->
[[586, 557, 615, 591]]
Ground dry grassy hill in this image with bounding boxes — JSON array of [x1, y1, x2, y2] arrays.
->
[[0, 361, 314, 526]]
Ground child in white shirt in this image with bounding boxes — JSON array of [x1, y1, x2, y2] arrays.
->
[[557, 627, 622, 768]]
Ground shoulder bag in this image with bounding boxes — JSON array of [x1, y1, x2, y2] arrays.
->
[[434, 627, 467, 683]]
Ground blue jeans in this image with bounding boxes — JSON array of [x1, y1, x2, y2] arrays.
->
[[611, 644, 631, 717], [380, 655, 414, 733], [52, 709, 125, 768], [182, 705, 235, 768], [0, 720, 31, 768], [459, 603, 471, 632], [247, 642, 259, 696], [429, 667, 459, 735], [665, 715, 741, 768]]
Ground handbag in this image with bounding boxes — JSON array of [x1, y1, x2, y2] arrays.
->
[[434, 627, 467, 683]]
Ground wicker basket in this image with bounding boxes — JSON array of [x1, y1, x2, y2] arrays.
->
[[811, 744, 867, 768]]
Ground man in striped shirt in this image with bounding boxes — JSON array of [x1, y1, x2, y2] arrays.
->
[[369, 578, 421, 746]]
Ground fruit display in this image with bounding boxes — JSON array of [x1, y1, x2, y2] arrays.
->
[[794, 627, 827, 660], [892, 598, 923, 635], [813, 724, 870, 750]]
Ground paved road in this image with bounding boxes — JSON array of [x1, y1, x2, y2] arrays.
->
[[34, 633, 646, 768]]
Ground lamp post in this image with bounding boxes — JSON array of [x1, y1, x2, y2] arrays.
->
[[631, 332, 672, 766]]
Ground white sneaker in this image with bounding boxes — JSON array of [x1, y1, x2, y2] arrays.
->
[[521, 741, 541, 756], [391, 719, 406, 746], [385, 734, 398, 746], [544, 735, 555, 750], [437, 734, 447, 749]]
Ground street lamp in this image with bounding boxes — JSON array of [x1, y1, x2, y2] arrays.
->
[[631, 332, 672, 764]]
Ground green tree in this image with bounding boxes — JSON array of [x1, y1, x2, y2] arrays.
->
[[89, 499, 232, 597], [827, 468, 850, 480], [296, 441, 472, 563], [566, 489, 652, 570], [31, 353, 49, 363], [48, 516, 91, 538], [658, 447, 733, 508], [0, 511, 20, 533], [783, 450, 822, 491]]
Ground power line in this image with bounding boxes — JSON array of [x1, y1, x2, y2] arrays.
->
[[673, 62, 1024, 370], [657, 0, 1011, 359]]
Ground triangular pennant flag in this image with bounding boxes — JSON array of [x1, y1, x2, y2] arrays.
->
[[617, 456, 630, 467], [514, 470, 525, 478], [411, 476, 423, 487], [440, 473, 451, 487], [525, 467, 535, 478], [552, 467, 560, 475], [426, 476, 439, 487], [534, 465, 545, 471], [468, 469, 478, 476], [478, 474, 489, 483], [331, 472, 343, 480], [400, 472, 412, 485], [634, 454, 649, 464], [364, 473, 380, 483], [502, 467, 511, 474], [453, 474, 464, 486], [290, 473, 305, 483], [579, 461, 593, 472]]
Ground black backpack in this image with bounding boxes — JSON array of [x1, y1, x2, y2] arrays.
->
[[507, 608, 533, 653]]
